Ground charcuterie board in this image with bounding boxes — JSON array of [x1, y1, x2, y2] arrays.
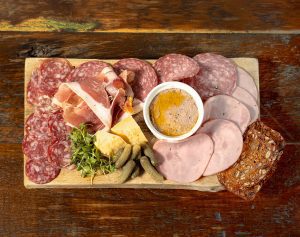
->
[[24, 57, 259, 190]]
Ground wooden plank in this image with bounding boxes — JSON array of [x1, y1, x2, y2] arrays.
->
[[23, 57, 259, 190], [0, 1, 299, 33]]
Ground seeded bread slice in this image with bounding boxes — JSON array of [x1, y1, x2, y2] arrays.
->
[[217, 121, 285, 201]]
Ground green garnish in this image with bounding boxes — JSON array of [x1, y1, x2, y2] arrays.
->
[[69, 124, 115, 181]]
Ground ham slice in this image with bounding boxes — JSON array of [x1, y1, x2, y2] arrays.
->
[[203, 95, 250, 133], [237, 67, 258, 102], [232, 86, 259, 124], [198, 119, 243, 176], [153, 133, 214, 183]]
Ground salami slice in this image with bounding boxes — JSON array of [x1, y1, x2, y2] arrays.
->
[[191, 53, 238, 100], [36, 95, 60, 114], [66, 60, 110, 82], [153, 54, 200, 82], [22, 133, 50, 159], [25, 112, 51, 140], [27, 58, 72, 105], [48, 139, 71, 168], [25, 158, 60, 184], [48, 111, 71, 139], [114, 58, 158, 101]]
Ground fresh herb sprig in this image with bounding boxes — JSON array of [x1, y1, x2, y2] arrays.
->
[[69, 124, 115, 180]]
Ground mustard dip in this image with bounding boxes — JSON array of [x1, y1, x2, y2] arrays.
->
[[149, 88, 198, 137]]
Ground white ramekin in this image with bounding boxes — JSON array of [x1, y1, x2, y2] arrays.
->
[[143, 81, 204, 142]]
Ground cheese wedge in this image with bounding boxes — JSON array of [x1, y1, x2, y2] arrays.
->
[[111, 116, 148, 145], [95, 130, 128, 157]]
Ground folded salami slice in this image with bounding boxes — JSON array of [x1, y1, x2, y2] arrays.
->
[[25, 158, 60, 184], [191, 53, 238, 100], [153, 54, 200, 82], [203, 95, 251, 133], [232, 86, 259, 124], [198, 119, 243, 176], [237, 67, 258, 102], [114, 58, 158, 101], [153, 133, 214, 183]]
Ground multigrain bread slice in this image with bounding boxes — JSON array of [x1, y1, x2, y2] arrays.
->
[[217, 121, 285, 200]]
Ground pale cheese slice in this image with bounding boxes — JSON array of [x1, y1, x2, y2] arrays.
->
[[95, 131, 128, 157], [111, 116, 148, 145]]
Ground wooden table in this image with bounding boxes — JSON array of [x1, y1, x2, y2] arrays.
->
[[0, 1, 299, 236]]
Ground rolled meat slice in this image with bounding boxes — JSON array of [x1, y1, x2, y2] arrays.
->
[[114, 58, 158, 101], [232, 86, 259, 124], [237, 67, 258, 102], [153, 54, 200, 82], [153, 133, 214, 183], [191, 53, 238, 100], [203, 95, 251, 133], [198, 119, 243, 176]]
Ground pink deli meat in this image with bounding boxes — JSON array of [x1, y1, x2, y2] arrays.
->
[[198, 119, 243, 176], [114, 58, 158, 101], [232, 86, 259, 124], [203, 95, 251, 133], [153, 54, 200, 82], [237, 67, 258, 101], [153, 133, 214, 183], [190, 53, 238, 100]]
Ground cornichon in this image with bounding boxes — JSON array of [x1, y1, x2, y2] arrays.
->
[[115, 144, 132, 169], [140, 156, 164, 182], [130, 144, 141, 160], [131, 165, 140, 179], [143, 144, 158, 166], [112, 148, 124, 163], [118, 160, 136, 183]]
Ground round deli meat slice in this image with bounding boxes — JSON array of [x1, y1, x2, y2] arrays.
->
[[198, 119, 243, 176], [48, 111, 71, 139], [25, 158, 60, 184], [114, 58, 158, 101], [232, 86, 259, 124], [36, 95, 61, 114], [25, 112, 52, 140], [153, 133, 214, 183], [203, 95, 251, 133], [191, 53, 238, 100], [48, 139, 71, 168], [22, 133, 50, 159], [237, 67, 258, 101], [153, 54, 200, 82], [67, 60, 110, 82]]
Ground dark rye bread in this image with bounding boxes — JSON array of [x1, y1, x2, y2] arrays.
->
[[217, 121, 285, 201]]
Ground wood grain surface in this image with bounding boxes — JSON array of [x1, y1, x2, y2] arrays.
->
[[0, 31, 299, 236], [0, 0, 299, 33]]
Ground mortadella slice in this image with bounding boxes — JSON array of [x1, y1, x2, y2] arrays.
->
[[232, 86, 259, 124], [153, 133, 214, 183], [203, 95, 250, 133], [198, 119, 243, 176], [237, 67, 258, 102]]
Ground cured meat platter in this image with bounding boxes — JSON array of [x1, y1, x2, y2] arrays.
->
[[23, 54, 285, 200], [23, 57, 255, 188]]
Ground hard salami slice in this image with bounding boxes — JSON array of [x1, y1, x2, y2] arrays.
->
[[153, 54, 200, 82], [198, 119, 243, 176], [22, 133, 50, 159], [25, 112, 51, 139], [27, 58, 72, 105], [48, 111, 71, 139], [66, 60, 110, 82], [114, 58, 158, 101], [25, 158, 60, 184], [203, 95, 251, 133], [237, 67, 258, 102], [232, 86, 259, 124], [191, 53, 238, 100], [36, 95, 60, 114], [48, 139, 71, 168]]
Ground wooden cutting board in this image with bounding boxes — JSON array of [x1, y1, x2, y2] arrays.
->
[[24, 57, 259, 190]]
